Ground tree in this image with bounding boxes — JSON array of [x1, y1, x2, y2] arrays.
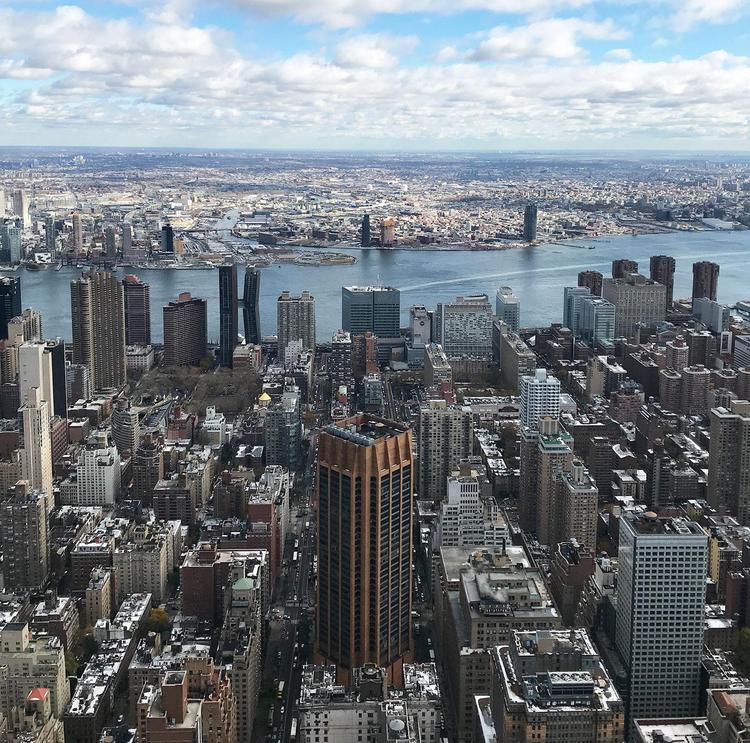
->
[[145, 607, 172, 635], [737, 628, 750, 675]]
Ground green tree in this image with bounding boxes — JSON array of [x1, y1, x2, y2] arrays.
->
[[145, 607, 172, 635], [737, 628, 750, 675]]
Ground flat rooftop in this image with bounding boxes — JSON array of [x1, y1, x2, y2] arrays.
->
[[324, 416, 408, 445]]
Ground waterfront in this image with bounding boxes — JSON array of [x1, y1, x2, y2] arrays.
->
[[15, 230, 750, 344]]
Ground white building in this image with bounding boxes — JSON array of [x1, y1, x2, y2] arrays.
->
[[563, 286, 591, 334], [616, 511, 708, 735], [435, 295, 493, 359], [19, 387, 54, 513], [495, 286, 520, 331], [73, 436, 121, 506], [520, 368, 561, 429], [579, 295, 616, 346], [18, 342, 54, 410]]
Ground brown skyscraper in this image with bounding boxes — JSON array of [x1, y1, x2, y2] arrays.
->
[[316, 415, 413, 682], [163, 293, 208, 367], [612, 258, 638, 279], [70, 269, 126, 390], [122, 275, 151, 345], [692, 261, 719, 302], [649, 255, 676, 310], [578, 270, 603, 296]]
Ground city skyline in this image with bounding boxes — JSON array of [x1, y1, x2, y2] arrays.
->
[[1, 1, 749, 150]]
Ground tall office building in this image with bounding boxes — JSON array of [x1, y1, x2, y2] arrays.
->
[[563, 286, 591, 335], [602, 273, 666, 339], [19, 387, 54, 513], [162, 293, 207, 366], [219, 263, 238, 367], [45, 338, 67, 419], [122, 222, 133, 257], [523, 203, 537, 242], [615, 511, 707, 731], [0, 480, 49, 591], [0, 276, 21, 340], [342, 285, 400, 338], [611, 258, 638, 278], [242, 267, 261, 345], [44, 216, 56, 253], [70, 269, 127, 390], [417, 400, 471, 501], [71, 211, 83, 256], [122, 275, 151, 346], [316, 415, 413, 682], [104, 225, 117, 258], [277, 290, 315, 358], [435, 295, 493, 358], [649, 255, 676, 310], [495, 286, 520, 331], [578, 269, 603, 296], [160, 222, 174, 253], [12, 189, 30, 229], [111, 397, 140, 456], [329, 330, 354, 393], [361, 214, 371, 247], [579, 295, 616, 346], [520, 368, 561, 429], [708, 400, 750, 524], [692, 261, 720, 302], [18, 341, 54, 410]]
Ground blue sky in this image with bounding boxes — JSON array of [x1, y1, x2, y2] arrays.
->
[[0, 0, 749, 149]]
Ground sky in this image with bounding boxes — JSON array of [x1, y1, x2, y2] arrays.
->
[[0, 0, 749, 150]]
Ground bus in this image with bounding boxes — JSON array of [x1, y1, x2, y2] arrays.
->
[[292, 551, 298, 563], [290, 718, 298, 740], [277, 680, 285, 699]]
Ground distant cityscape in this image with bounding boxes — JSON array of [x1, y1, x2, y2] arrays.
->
[[3, 150, 750, 743]]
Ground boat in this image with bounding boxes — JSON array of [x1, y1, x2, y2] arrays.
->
[[24, 261, 41, 271]]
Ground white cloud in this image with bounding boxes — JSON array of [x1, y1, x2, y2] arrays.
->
[[469, 18, 626, 61], [334, 33, 418, 68], [671, 0, 746, 30]]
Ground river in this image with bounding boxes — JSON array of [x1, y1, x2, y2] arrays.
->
[[15, 230, 750, 344]]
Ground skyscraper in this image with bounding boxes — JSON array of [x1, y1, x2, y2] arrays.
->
[[111, 397, 140, 456], [12, 189, 30, 230], [45, 338, 67, 419], [219, 263, 238, 367], [160, 223, 174, 253], [520, 368, 561, 429], [162, 293, 207, 366], [692, 261, 720, 303], [242, 267, 261, 345], [418, 399, 471, 501], [0, 480, 49, 591], [104, 225, 117, 258], [611, 258, 638, 278], [708, 399, 750, 524], [579, 295, 616, 346], [277, 290, 315, 359], [342, 285, 400, 338], [615, 511, 707, 732], [495, 286, 520, 331], [563, 286, 591, 335], [70, 269, 127, 391], [523, 203, 537, 242], [18, 341, 54, 410], [19, 387, 54, 513], [0, 276, 21, 340], [44, 216, 56, 253], [316, 415, 413, 682], [649, 254, 676, 310], [361, 214, 371, 247], [71, 211, 83, 257], [578, 270, 603, 296], [122, 222, 133, 257], [122, 275, 151, 346]]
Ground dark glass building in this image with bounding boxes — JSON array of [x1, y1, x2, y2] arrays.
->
[[242, 267, 261, 345], [523, 203, 538, 242], [649, 255, 676, 310], [692, 261, 720, 302], [0, 276, 21, 340], [218, 263, 238, 367]]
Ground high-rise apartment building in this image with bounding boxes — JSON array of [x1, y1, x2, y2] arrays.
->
[[132, 433, 164, 505], [523, 203, 537, 242], [708, 400, 750, 525], [578, 269, 603, 296], [7, 308, 41, 346], [0, 480, 49, 591], [329, 330, 354, 393], [615, 511, 707, 732], [264, 390, 302, 471], [601, 273, 666, 339], [649, 254, 676, 310], [122, 275, 151, 346], [692, 260, 720, 302], [361, 214, 371, 247], [45, 338, 67, 419], [0, 276, 21, 340], [680, 364, 711, 416], [71, 436, 121, 506], [277, 290, 315, 358], [45, 215, 56, 252], [418, 400, 471, 501], [579, 295, 616, 346], [111, 397, 140, 455], [12, 189, 30, 229], [70, 269, 127, 390], [242, 267, 261, 345], [495, 286, 520, 331], [555, 461, 598, 550], [435, 295, 493, 358], [104, 225, 117, 258], [122, 222, 133, 257], [18, 341, 54, 409], [316, 415, 413, 682], [520, 368, 560, 429], [563, 286, 591, 334], [71, 211, 83, 256], [160, 222, 174, 253], [612, 258, 638, 278], [163, 293, 207, 366], [665, 336, 689, 372], [19, 387, 53, 513], [219, 263, 238, 367]]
